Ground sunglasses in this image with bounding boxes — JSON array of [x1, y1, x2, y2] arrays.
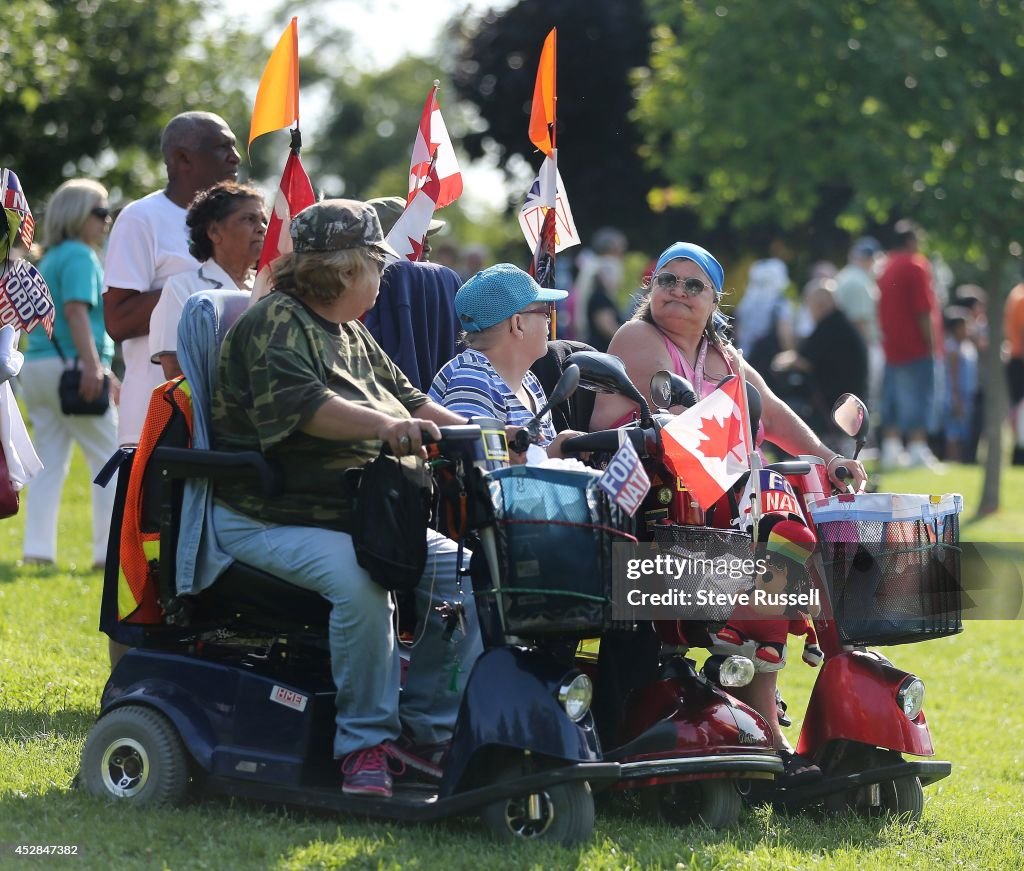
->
[[90, 207, 110, 220], [519, 305, 552, 322], [653, 273, 713, 296]]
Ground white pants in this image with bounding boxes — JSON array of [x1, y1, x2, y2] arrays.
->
[[18, 356, 118, 564]]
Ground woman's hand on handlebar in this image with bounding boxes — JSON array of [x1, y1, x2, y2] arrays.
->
[[378, 417, 441, 458], [827, 454, 867, 493]]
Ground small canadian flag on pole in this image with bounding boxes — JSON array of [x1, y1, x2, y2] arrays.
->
[[660, 375, 750, 511], [408, 81, 462, 208]]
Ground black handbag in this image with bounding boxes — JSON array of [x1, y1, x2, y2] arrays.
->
[[51, 335, 110, 416], [351, 448, 432, 591]]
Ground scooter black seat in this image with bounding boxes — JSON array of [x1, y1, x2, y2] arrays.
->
[[192, 560, 331, 633]]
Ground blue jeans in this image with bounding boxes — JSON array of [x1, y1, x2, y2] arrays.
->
[[881, 357, 936, 435], [212, 502, 482, 757]]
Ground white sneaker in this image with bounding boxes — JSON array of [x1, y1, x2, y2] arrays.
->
[[906, 441, 945, 472], [880, 438, 908, 470]]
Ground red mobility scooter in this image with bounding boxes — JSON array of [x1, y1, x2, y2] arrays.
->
[[559, 352, 956, 822]]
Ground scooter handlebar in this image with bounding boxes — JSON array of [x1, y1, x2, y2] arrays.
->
[[561, 427, 648, 456]]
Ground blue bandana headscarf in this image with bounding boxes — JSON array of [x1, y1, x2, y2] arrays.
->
[[653, 241, 725, 297]]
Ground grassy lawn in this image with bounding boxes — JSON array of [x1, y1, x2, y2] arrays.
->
[[2, 451, 1023, 869]]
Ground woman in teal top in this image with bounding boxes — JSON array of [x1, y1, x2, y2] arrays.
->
[[19, 179, 120, 570]]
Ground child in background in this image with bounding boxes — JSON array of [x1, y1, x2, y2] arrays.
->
[[943, 307, 978, 462]]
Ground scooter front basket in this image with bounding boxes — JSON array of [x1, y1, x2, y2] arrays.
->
[[809, 492, 963, 646], [484, 465, 637, 637]]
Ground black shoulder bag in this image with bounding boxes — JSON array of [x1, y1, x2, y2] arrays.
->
[[51, 335, 110, 416], [351, 449, 432, 591]]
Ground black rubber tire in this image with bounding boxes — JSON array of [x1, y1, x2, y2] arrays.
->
[[80, 705, 189, 807], [821, 743, 924, 823], [878, 776, 924, 823], [639, 779, 743, 829], [479, 763, 595, 847]]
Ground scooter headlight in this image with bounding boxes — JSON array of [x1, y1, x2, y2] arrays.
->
[[558, 673, 593, 722], [896, 676, 925, 720], [703, 654, 755, 688]]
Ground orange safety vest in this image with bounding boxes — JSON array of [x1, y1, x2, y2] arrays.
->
[[117, 377, 192, 623]]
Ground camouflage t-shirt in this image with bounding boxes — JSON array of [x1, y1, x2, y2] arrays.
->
[[211, 291, 428, 531]]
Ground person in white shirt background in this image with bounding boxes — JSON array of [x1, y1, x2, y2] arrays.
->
[[149, 181, 266, 379], [102, 111, 241, 446]]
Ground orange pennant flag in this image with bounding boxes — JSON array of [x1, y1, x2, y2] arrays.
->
[[529, 28, 557, 156], [248, 17, 300, 152]]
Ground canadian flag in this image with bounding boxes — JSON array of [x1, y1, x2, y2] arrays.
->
[[660, 375, 750, 511], [251, 150, 316, 302], [408, 84, 462, 209], [385, 166, 441, 263]]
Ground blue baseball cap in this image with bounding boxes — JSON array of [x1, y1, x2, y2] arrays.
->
[[653, 241, 725, 296], [456, 263, 568, 332]]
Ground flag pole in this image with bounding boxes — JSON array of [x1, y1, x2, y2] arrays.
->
[[549, 29, 558, 339], [290, 18, 301, 157], [410, 80, 444, 261], [733, 349, 762, 537]]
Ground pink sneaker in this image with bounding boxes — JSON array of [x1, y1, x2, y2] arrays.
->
[[341, 744, 401, 797]]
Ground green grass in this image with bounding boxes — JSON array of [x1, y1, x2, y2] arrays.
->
[[2, 452, 1024, 869]]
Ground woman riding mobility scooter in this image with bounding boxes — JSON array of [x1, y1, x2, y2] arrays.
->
[[78, 290, 622, 846], [558, 351, 956, 823]]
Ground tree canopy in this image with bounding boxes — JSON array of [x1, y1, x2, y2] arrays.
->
[[635, 0, 1024, 510], [1, 0, 251, 203], [636, 0, 1024, 265], [451, 0, 689, 251]]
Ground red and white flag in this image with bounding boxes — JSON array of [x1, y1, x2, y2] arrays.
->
[[660, 375, 750, 511], [408, 84, 462, 209], [252, 150, 315, 298], [385, 166, 441, 263]]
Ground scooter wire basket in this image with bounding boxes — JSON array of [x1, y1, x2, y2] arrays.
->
[[484, 465, 637, 637], [809, 493, 963, 646], [649, 524, 757, 622]]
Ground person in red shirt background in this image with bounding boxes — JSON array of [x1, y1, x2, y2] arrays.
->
[[877, 220, 944, 469], [1004, 280, 1024, 465]]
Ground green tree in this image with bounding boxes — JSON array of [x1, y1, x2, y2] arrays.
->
[[636, 0, 1024, 513], [450, 0, 691, 252], [307, 52, 524, 262], [307, 56, 446, 201], [1, 0, 251, 205]]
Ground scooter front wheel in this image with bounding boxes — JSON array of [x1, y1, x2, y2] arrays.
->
[[822, 743, 925, 823], [638, 779, 742, 829], [479, 763, 595, 847], [878, 776, 924, 823]]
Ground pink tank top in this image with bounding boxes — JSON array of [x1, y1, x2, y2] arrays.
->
[[609, 334, 766, 446]]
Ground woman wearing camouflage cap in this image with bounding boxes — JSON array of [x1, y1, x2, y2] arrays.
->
[[210, 199, 480, 798]]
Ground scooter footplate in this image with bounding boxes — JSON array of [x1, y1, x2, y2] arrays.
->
[[769, 759, 951, 805], [203, 761, 621, 822], [615, 753, 784, 789]]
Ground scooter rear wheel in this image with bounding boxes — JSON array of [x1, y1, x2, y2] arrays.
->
[[479, 763, 595, 847], [638, 778, 742, 829], [79, 705, 189, 807]]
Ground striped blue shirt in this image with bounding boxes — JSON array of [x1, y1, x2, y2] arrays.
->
[[429, 348, 557, 446]]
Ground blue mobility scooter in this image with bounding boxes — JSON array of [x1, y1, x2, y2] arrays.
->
[[78, 290, 623, 846]]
